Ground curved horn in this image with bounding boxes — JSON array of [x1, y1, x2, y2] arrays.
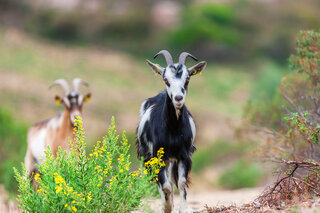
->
[[72, 78, 89, 93], [153, 50, 173, 65], [179, 52, 198, 65], [49, 79, 70, 94]]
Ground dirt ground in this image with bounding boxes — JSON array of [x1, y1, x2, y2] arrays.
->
[[2, 185, 320, 212], [146, 187, 264, 213], [0, 186, 262, 213]]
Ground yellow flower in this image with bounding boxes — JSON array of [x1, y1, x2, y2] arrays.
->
[[72, 200, 76, 203], [72, 206, 77, 212], [97, 184, 101, 187], [119, 169, 123, 173], [54, 174, 65, 185], [34, 173, 41, 182], [64, 204, 68, 208], [155, 169, 160, 174], [87, 196, 92, 200]]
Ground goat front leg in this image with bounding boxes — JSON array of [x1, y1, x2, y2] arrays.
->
[[178, 159, 191, 213], [158, 164, 174, 213]]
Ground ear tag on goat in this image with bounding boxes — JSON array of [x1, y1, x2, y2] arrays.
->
[[152, 63, 160, 74], [55, 99, 61, 105], [84, 96, 91, 103]]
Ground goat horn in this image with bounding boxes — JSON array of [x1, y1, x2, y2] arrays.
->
[[72, 78, 89, 93], [49, 79, 70, 94], [154, 50, 173, 65], [179, 52, 198, 65]]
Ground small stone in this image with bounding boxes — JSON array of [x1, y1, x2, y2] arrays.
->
[[253, 201, 261, 209]]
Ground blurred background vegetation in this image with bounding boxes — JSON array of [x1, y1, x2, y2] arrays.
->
[[0, 0, 320, 196]]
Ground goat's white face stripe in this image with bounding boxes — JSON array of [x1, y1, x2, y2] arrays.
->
[[163, 64, 189, 110]]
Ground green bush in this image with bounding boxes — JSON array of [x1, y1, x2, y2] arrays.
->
[[0, 107, 27, 194], [240, 30, 320, 206], [218, 159, 263, 189], [243, 63, 289, 130], [192, 140, 251, 173], [251, 63, 287, 100], [167, 3, 242, 49], [14, 116, 163, 212]]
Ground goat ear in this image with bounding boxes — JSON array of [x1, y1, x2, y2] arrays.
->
[[55, 96, 63, 105], [84, 93, 91, 103], [146, 59, 165, 76], [188, 61, 207, 76]]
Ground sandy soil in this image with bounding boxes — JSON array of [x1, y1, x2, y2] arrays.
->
[[144, 187, 263, 213]]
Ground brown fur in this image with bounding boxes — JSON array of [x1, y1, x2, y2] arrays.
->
[[24, 108, 76, 177]]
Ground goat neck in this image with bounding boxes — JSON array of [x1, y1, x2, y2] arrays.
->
[[163, 92, 185, 123]]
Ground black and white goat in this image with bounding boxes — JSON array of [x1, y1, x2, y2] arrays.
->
[[136, 50, 206, 213]]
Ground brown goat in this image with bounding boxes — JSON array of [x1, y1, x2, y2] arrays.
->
[[24, 78, 91, 176]]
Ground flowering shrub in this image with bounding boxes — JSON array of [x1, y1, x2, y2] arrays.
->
[[14, 116, 164, 212], [240, 30, 320, 208]]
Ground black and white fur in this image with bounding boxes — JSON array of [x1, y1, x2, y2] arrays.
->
[[136, 50, 207, 213]]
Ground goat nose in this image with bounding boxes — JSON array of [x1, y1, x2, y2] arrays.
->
[[174, 95, 183, 102]]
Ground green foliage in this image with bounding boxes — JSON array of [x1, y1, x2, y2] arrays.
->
[[14, 116, 163, 212], [243, 29, 320, 158], [218, 159, 263, 189], [241, 30, 320, 202], [243, 94, 283, 130], [291, 205, 299, 213], [167, 3, 241, 49], [27, 10, 84, 42], [244, 62, 288, 130], [26, 2, 152, 46], [251, 63, 287, 100], [289, 30, 320, 84], [0, 107, 27, 194], [192, 140, 251, 173], [4, 0, 320, 63], [283, 112, 320, 145]]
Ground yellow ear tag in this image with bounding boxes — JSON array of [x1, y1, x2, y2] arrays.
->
[[84, 96, 91, 103], [154, 64, 161, 74], [192, 70, 197, 75], [198, 71, 202, 75], [55, 99, 61, 105]]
